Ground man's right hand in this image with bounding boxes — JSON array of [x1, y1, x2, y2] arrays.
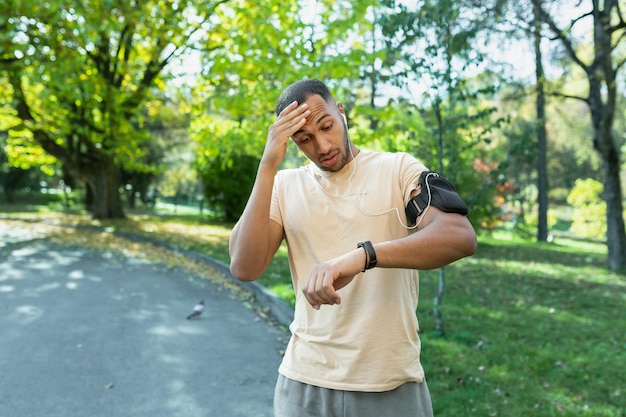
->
[[263, 101, 310, 169]]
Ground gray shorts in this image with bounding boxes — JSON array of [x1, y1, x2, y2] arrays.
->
[[273, 374, 434, 417]]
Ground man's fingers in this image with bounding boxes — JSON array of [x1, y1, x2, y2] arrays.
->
[[277, 100, 299, 117], [278, 102, 309, 125], [314, 274, 340, 304], [302, 271, 342, 310], [269, 103, 309, 143]]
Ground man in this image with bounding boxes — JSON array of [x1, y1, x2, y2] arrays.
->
[[229, 79, 477, 417]]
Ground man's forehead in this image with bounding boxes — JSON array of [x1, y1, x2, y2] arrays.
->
[[293, 97, 335, 137], [304, 93, 332, 107], [304, 95, 336, 119]]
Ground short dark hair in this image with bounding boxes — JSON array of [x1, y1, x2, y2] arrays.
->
[[275, 79, 335, 115]]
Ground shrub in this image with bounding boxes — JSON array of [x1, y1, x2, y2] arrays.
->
[[566, 178, 606, 240], [198, 152, 259, 222]]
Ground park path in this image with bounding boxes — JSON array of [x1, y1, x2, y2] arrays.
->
[[0, 220, 287, 417]]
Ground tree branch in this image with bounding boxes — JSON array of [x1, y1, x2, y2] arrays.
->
[[112, 24, 133, 87], [87, 32, 113, 83], [547, 90, 589, 104], [0, 57, 19, 66], [568, 10, 594, 30], [122, 0, 230, 114], [533, 0, 590, 73]]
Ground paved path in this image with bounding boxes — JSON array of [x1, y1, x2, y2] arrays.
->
[[0, 221, 287, 417]]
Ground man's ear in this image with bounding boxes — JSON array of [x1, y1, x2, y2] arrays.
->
[[337, 102, 347, 123]]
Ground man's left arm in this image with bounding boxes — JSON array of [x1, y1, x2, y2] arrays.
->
[[301, 204, 476, 309], [374, 206, 477, 270]]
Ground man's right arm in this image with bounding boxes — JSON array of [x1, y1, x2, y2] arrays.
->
[[229, 101, 310, 281], [229, 162, 284, 281]]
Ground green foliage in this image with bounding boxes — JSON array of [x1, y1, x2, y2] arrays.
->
[[522, 207, 558, 234], [157, 163, 198, 204], [3, 129, 57, 175], [566, 178, 606, 240], [496, 84, 602, 214], [191, 0, 379, 159], [191, 0, 382, 222], [188, 0, 527, 235], [349, 100, 428, 153], [198, 151, 259, 222], [0, 0, 229, 218], [0, 128, 54, 202], [0, 83, 57, 174]]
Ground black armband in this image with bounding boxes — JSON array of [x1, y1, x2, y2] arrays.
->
[[405, 171, 469, 226]]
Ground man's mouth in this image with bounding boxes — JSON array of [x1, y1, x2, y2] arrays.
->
[[320, 152, 339, 167]]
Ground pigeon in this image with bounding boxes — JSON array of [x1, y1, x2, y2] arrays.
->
[[186, 300, 204, 320]]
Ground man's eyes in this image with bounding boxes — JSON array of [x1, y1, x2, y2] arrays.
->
[[295, 123, 333, 143]]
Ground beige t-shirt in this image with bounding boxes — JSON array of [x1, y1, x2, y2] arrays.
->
[[270, 149, 428, 392]]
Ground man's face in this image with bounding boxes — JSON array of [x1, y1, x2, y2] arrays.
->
[[291, 94, 352, 172]]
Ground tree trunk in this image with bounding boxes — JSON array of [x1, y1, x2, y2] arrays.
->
[[601, 148, 626, 271], [591, 96, 626, 270], [125, 184, 136, 209], [533, 4, 549, 242], [433, 99, 446, 335], [82, 157, 125, 219], [588, 2, 626, 271]]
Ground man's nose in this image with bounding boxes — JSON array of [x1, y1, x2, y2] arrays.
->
[[316, 136, 332, 154]]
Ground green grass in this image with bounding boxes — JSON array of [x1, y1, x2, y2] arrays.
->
[[2, 206, 625, 416], [417, 238, 624, 416]]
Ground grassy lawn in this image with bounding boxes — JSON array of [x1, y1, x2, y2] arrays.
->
[[2, 206, 624, 416]]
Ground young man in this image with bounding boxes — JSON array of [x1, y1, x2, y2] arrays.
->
[[229, 79, 477, 417]]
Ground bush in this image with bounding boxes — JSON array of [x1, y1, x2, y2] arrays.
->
[[566, 178, 606, 240], [198, 152, 259, 222]]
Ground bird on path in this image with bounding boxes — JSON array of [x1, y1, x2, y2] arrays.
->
[[186, 300, 205, 320]]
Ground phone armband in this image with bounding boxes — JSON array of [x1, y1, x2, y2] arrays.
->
[[405, 171, 469, 225]]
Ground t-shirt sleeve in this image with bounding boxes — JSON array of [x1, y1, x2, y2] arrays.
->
[[399, 152, 429, 206], [270, 173, 284, 227]]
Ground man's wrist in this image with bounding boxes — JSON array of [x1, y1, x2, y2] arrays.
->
[[258, 159, 280, 174]]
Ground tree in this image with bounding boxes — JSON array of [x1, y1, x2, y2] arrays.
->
[[0, 0, 228, 219], [533, 0, 626, 270]]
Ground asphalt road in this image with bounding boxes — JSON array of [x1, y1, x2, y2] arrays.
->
[[0, 221, 287, 417]]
